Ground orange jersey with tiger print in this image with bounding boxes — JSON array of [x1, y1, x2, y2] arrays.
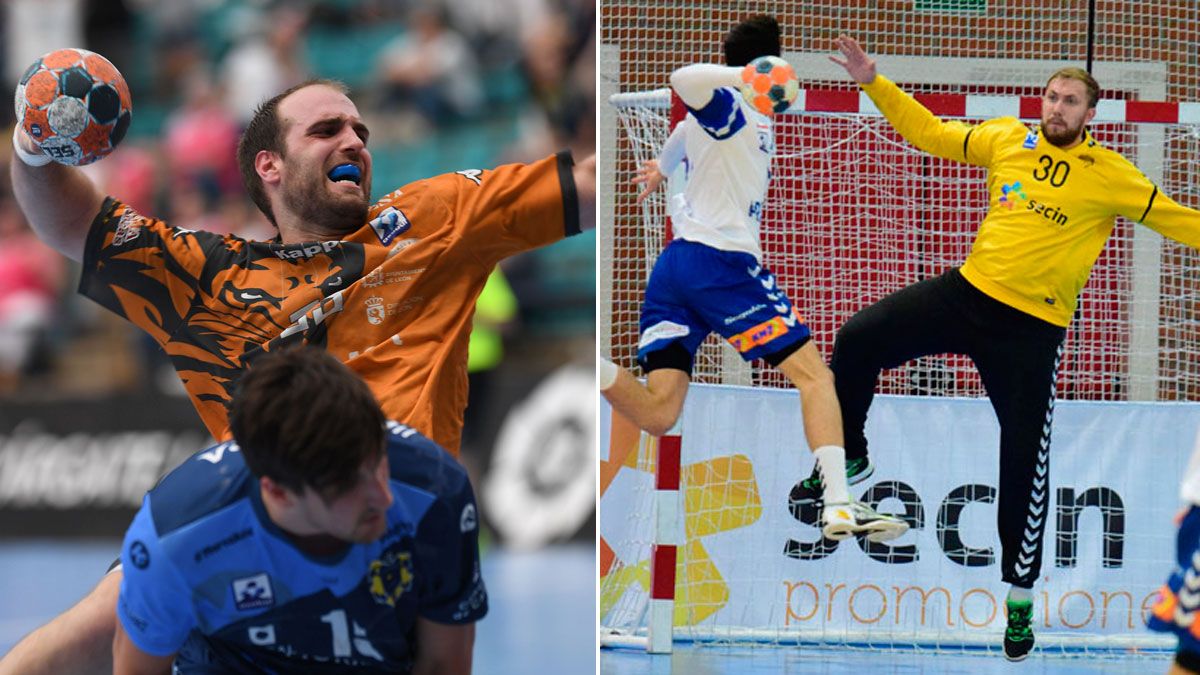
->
[[80, 152, 580, 455]]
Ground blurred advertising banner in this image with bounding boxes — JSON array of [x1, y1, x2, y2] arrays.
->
[[0, 355, 595, 548], [600, 384, 1197, 647], [0, 393, 210, 537]]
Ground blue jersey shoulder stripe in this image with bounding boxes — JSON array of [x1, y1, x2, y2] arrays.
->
[[687, 87, 746, 141], [384, 421, 470, 499], [149, 442, 257, 536]]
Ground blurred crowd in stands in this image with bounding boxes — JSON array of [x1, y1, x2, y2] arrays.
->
[[0, 0, 596, 400]]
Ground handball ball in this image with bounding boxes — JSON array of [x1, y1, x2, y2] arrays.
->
[[739, 55, 799, 116], [14, 48, 132, 166]]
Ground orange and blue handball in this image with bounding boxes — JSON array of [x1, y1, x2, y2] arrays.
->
[[739, 55, 799, 116], [14, 48, 132, 166]]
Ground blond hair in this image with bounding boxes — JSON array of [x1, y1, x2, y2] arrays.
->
[[1046, 67, 1099, 109]]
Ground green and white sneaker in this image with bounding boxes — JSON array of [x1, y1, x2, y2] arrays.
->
[[1004, 599, 1035, 662], [821, 500, 909, 542], [789, 456, 876, 509]]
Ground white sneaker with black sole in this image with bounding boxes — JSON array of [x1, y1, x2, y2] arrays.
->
[[822, 500, 909, 542]]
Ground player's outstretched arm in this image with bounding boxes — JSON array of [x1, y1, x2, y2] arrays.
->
[[670, 63, 743, 110], [10, 129, 104, 263], [111, 620, 173, 675], [828, 36, 977, 164], [829, 35, 877, 84], [633, 159, 665, 204], [634, 124, 686, 205], [411, 618, 474, 675]]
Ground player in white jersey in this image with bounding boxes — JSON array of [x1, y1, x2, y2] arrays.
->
[[665, 76, 769, 259], [601, 15, 906, 543], [1149, 431, 1200, 674]]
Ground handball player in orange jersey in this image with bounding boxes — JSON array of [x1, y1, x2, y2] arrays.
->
[[4, 78, 593, 674]]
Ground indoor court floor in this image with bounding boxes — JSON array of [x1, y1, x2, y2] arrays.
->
[[0, 539, 595, 674], [601, 644, 1172, 674]]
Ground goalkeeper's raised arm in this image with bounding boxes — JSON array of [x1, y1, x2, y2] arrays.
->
[[830, 35, 979, 164], [10, 128, 105, 263]]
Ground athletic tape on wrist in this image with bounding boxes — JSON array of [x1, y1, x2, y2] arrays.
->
[[11, 128, 51, 167], [599, 358, 618, 391]]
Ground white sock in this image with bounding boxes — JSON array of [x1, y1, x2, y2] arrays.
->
[[814, 445, 850, 505], [599, 356, 619, 391], [1008, 586, 1032, 603]]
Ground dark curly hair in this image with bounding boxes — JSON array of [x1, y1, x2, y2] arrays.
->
[[723, 15, 781, 67]]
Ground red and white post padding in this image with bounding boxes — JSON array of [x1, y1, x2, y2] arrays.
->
[[647, 434, 681, 654], [795, 89, 1200, 123], [648, 87, 1199, 123]]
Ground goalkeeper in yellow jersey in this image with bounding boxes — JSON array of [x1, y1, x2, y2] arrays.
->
[[824, 35, 1200, 662]]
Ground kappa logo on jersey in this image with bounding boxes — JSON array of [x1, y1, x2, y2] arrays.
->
[[456, 169, 484, 185], [369, 550, 414, 607], [129, 540, 150, 569], [272, 240, 342, 261], [232, 573, 274, 611], [639, 320, 690, 349], [999, 182, 1027, 209], [460, 504, 477, 533], [369, 206, 411, 245], [112, 209, 145, 246]]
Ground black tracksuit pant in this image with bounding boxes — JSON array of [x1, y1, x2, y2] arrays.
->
[[830, 268, 1066, 588]]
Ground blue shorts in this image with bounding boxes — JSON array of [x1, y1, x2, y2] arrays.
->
[[637, 239, 811, 372], [1148, 505, 1200, 653]]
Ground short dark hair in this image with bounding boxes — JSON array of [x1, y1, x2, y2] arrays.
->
[[236, 79, 350, 227], [723, 15, 781, 67], [229, 346, 385, 497]]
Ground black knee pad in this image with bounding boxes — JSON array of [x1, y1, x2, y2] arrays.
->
[[1177, 648, 1200, 673], [639, 342, 694, 376]]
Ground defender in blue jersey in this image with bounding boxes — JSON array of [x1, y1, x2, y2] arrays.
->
[[113, 347, 484, 674], [599, 16, 906, 543]]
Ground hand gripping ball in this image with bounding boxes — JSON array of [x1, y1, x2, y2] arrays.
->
[[14, 48, 132, 166]]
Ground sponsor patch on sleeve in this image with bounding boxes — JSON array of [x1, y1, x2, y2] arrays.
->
[[368, 207, 411, 245]]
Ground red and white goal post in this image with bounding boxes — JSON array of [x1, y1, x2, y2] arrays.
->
[[598, 54, 1200, 656]]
